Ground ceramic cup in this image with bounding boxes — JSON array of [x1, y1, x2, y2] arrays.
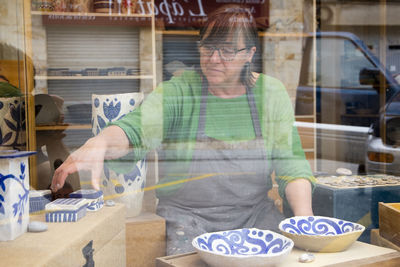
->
[[93, 0, 114, 13], [0, 150, 36, 241], [0, 97, 26, 150], [52, 0, 69, 12], [37, 0, 54, 11], [92, 93, 146, 217], [70, 0, 92, 12]]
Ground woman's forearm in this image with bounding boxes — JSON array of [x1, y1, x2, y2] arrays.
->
[[98, 125, 131, 160], [285, 178, 314, 216]]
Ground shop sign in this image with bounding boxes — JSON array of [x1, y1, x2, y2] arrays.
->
[[146, 0, 269, 28], [41, 0, 269, 28]]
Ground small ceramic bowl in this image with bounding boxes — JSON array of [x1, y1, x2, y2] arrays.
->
[[192, 228, 294, 267], [279, 216, 365, 252]]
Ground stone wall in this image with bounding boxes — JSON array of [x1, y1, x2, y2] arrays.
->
[[262, 0, 308, 106], [0, 0, 24, 59]]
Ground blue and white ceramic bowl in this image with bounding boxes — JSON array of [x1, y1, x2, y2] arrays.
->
[[279, 216, 365, 252], [192, 228, 294, 267]]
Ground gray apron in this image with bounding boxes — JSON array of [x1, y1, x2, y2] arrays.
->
[[157, 82, 284, 255]]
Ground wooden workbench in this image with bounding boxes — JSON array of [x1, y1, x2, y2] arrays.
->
[[0, 204, 126, 267], [156, 241, 400, 267]]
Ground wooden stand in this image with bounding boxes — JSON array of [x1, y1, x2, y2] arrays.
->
[[126, 212, 166, 267], [371, 229, 400, 251], [0, 204, 126, 267], [379, 202, 400, 247]]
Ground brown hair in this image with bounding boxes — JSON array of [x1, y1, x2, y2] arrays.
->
[[199, 5, 259, 88]]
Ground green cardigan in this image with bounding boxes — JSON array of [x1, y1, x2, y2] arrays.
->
[[109, 71, 316, 200]]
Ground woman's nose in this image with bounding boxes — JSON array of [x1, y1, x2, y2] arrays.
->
[[209, 49, 222, 63]]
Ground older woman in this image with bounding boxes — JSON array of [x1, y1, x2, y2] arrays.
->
[[52, 5, 315, 255]]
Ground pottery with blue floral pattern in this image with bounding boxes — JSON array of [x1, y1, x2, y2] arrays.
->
[[91, 93, 143, 136], [91, 93, 146, 217], [192, 228, 294, 267], [279, 216, 365, 252], [0, 150, 36, 241], [0, 97, 26, 150]]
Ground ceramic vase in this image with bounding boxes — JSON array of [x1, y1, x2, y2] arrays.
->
[[92, 93, 146, 217], [0, 97, 26, 150], [70, 0, 92, 13], [0, 150, 36, 241], [52, 0, 69, 12]]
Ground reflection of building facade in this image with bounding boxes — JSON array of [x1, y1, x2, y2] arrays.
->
[[1, 1, 400, 265], [318, 0, 400, 74], [2, 0, 399, 175]]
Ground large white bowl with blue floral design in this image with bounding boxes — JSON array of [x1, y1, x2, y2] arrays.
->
[[192, 228, 294, 267], [279, 216, 365, 252]]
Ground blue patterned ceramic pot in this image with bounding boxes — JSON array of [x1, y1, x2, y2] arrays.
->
[[279, 216, 365, 252], [0, 150, 36, 241], [91, 93, 146, 217], [192, 228, 294, 267], [0, 97, 26, 150], [91, 93, 143, 136]]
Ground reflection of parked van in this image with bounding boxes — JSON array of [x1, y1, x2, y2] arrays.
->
[[295, 32, 400, 173], [366, 91, 400, 175]]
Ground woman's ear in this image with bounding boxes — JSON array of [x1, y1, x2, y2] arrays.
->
[[248, 46, 256, 62]]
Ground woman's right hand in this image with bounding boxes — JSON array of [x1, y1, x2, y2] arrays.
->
[[51, 135, 107, 192]]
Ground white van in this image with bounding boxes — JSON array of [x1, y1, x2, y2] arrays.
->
[[295, 32, 400, 174]]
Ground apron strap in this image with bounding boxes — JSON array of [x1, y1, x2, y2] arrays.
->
[[246, 86, 263, 138], [197, 79, 209, 140], [197, 80, 263, 140]]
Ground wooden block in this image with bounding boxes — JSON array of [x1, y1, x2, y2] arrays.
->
[[126, 212, 166, 267], [305, 151, 315, 172], [379, 202, 400, 247], [0, 60, 26, 91], [297, 126, 314, 149], [95, 228, 126, 267], [0, 204, 126, 267], [371, 229, 400, 251]]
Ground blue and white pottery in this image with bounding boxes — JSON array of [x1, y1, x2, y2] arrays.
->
[[69, 189, 104, 211], [91, 93, 143, 136], [91, 93, 146, 217], [192, 228, 294, 267], [279, 216, 365, 252], [29, 189, 52, 213], [0, 150, 36, 241], [0, 97, 26, 150], [45, 198, 88, 222]]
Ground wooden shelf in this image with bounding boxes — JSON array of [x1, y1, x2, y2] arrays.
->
[[158, 30, 199, 35], [31, 11, 153, 26], [259, 32, 309, 37], [295, 115, 315, 119], [34, 75, 153, 80], [158, 30, 308, 38], [341, 113, 379, 118], [31, 11, 152, 18], [36, 124, 91, 131]]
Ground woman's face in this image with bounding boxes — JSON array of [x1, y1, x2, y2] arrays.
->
[[200, 35, 256, 88]]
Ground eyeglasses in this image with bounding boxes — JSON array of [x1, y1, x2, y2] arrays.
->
[[199, 44, 248, 61]]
